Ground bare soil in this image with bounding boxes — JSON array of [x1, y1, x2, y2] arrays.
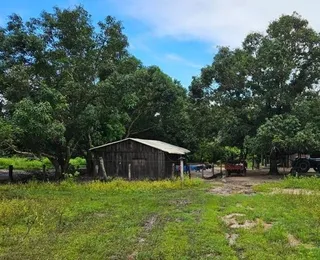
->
[[206, 171, 283, 195]]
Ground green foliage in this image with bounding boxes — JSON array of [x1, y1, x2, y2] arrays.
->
[[0, 118, 14, 151], [69, 157, 86, 168], [0, 157, 86, 170], [2, 6, 320, 177], [194, 141, 241, 163], [0, 157, 51, 170], [190, 12, 320, 162], [0, 6, 193, 178]]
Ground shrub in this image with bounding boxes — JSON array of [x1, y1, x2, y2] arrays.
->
[[0, 156, 86, 170]]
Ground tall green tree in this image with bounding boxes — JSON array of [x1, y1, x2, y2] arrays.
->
[[191, 12, 320, 173], [0, 7, 130, 177], [244, 13, 320, 117]]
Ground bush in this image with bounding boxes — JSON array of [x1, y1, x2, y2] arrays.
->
[[69, 157, 86, 168], [0, 157, 86, 170], [0, 157, 51, 170]]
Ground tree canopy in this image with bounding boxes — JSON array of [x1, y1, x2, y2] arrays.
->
[[1, 8, 320, 176], [0, 6, 191, 177], [189, 12, 320, 173]]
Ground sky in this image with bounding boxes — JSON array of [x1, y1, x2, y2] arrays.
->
[[1, 0, 320, 87]]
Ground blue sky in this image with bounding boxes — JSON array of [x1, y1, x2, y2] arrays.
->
[[1, 0, 319, 87]]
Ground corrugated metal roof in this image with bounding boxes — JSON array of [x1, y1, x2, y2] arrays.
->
[[90, 138, 190, 155]]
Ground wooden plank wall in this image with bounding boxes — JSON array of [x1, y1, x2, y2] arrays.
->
[[92, 139, 178, 180]]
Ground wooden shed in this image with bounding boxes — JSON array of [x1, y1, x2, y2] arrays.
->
[[90, 138, 190, 180]]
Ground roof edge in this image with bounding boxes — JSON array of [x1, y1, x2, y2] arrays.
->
[[90, 138, 190, 154], [89, 138, 131, 151]]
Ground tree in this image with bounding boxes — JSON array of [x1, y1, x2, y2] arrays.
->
[[244, 13, 320, 118], [191, 13, 320, 173], [291, 95, 320, 153], [246, 115, 302, 174], [189, 47, 256, 153], [0, 7, 130, 178], [120, 66, 193, 148]]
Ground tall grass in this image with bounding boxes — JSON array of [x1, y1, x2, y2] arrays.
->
[[1, 178, 320, 259], [254, 176, 320, 192], [0, 157, 86, 170], [4, 178, 204, 193]]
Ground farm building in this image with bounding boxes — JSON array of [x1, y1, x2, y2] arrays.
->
[[90, 138, 190, 180]]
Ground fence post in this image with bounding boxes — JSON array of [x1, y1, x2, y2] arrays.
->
[[9, 165, 14, 183], [42, 164, 46, 181], [99, 157, 107, 181], [212, 163, 214, 175], [201, 166, 204, 179], [252, 155, 254, 170], [180, 158, 184, 181], [128, 163, 131, 181]]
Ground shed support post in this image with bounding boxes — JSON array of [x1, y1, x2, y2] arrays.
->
[[92, 155, 99, 178], [93, 159, 99, 178], [180, 158, 184, 181], [172, 163, 175, 179], [99, 157, 107, 181], [128, 163, 131, 181], [9, 165, 13, 183]]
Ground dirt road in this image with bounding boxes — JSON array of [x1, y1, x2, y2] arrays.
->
[[200, 170, 284, 195]]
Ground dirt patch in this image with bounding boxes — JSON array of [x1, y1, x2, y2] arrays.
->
[[262, 222, 273, 231], [210, 184, 255, 196], [93, 212, 108, 218], [287, 234, 316, 249], [223, 214, 274, 232], [170, 199, 190, 206], [209, 174, 282, 195], [271, 188, 319, 195], [222, 213, 256, 229], [144, 215, 157, 232], [225, 233, 239, 246], [127, 215, 158, 259], [288, 234, 301, 247]]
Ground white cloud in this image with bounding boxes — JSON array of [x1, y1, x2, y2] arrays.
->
[[164, 53, 202, 68], [113, 0, 320, 47]]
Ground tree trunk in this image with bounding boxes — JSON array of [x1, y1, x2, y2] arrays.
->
[[85, 150, 94, 176], [62, 146, 71, 174], [85, 133, 95, 176], [269, 148, 279, 175], [50, 158, 62, 180]]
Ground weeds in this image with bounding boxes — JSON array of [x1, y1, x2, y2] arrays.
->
[[254, 176, 320, 192], [0, 178, 319, 259]]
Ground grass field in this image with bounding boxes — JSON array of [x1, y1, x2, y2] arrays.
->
[[0, 178, 320, 259], [0, 157, 86, 170]]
